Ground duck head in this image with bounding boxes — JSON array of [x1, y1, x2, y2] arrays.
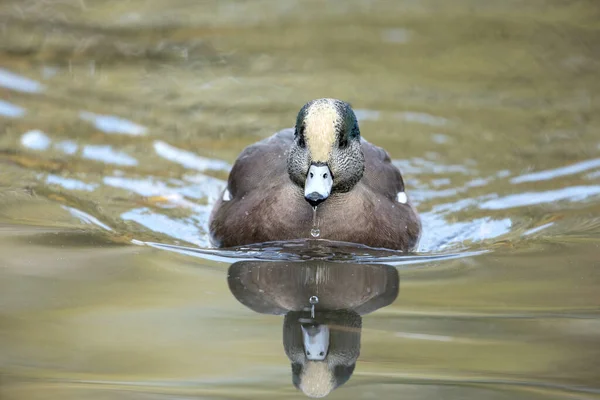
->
[[288, 98, 365, 207]]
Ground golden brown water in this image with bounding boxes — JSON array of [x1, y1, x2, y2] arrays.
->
[[1, 1, 600, 399]]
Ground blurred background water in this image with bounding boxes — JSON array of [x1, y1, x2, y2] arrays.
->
[[0, 0, 599, 399]]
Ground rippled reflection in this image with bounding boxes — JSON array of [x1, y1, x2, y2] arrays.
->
[[228, 260, 399, 397], [20, 130, 51, 151], [0, 99, 25, 118], [0, 68, 44, 93], [82, 144, 138, 166], [154, 140, 231, 172], [79, 111, 147, 136]]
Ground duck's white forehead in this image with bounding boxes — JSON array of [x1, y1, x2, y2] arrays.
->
[[304, 100, 340, 162]]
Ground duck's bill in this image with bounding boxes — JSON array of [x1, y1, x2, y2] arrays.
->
[[301, 324, 330, 361], [304, 164, 333, 204]]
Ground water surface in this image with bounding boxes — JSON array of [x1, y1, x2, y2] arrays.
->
[[1, 1, 600, 399]]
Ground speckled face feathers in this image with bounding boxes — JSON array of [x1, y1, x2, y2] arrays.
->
[[288, 98, 365, 196]]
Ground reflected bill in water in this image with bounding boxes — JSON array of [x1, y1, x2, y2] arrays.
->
[[228, 260, 399, 398]]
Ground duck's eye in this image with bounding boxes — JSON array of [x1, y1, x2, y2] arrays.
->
[[323, 173, 328, 179], [297, 126, 306, 148], [310, 172, 314, 178], [298, 135, 306, 148]]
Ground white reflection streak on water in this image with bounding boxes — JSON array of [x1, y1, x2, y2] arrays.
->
[[82, 145, 138, 166], [523, 222, 554, 236], [0, 99, 26, 118], [0, 68, 45, 93], [511, 158, 600, 183], [46, 175, 98, 192], [61, 205, 113, 231], [154, 140, 231, 172], [480, 185, 600, 210], [21, 130, 51, 151], [79, 111, 147, 136]]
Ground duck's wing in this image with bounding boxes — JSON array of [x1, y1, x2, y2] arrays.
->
[[209, 128, 300, 247], [227, 128, 295, 197], [360, 139, 405, 201]]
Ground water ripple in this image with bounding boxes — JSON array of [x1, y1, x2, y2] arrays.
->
[[45, 175, 98, 192], [79, 111, 147, 136], [511, 158, 600, 184], [0, 99, 25, 118], [21, 130, 51, 151], [480, 185, 600, 210], [61, 205, 112, 231], [139, 239, 487, 266], [0, 68, 44, 93], [154, 140, 231, 172], [82, 145, 138, 166]]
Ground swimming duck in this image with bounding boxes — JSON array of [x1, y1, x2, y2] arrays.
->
[[209, 98, 420, 250]]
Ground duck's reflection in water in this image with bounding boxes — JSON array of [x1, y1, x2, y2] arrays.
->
[[227, 260, 399, 398]]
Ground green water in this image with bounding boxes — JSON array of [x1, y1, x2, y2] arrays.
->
[[1, 1, 599, 399]]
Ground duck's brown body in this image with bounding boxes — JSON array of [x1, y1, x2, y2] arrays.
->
[[209, 128, 421, 251]]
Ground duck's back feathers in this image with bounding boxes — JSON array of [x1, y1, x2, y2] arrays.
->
[[227, 128, 295, 200], [360, 138, 405, 201]]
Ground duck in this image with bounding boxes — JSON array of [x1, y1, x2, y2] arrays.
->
[[209, 98, 421, 251]]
